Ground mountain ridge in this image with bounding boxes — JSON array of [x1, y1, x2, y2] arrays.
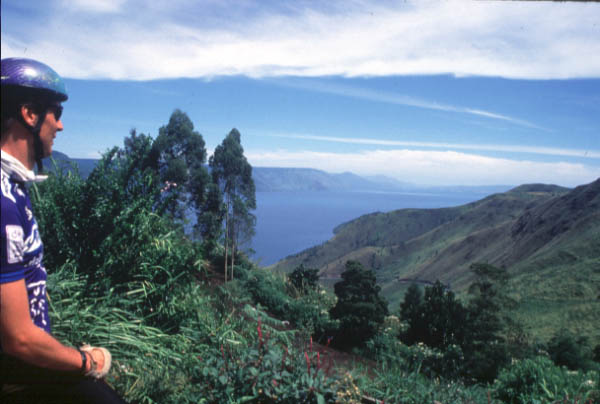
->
[[46, 151, 514, 194]]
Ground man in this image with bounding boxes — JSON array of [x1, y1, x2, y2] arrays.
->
[[1, 58, 125, 403]]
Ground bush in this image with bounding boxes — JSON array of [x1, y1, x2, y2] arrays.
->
[[547, 328, 593, 371], [289, 265, 320, 295], [192, 316, 338, 403], [494, 356, 600, 404], [245, 270, 291, 317]]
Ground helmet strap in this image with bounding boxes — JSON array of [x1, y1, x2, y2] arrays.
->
[[33, 121, 46, 173], [15, 105, 48, 173]]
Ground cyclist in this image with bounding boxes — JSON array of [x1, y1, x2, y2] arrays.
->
[[1, 57, 125, 403]]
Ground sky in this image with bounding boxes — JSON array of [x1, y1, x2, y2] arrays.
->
[[1, 0, 599, 187]]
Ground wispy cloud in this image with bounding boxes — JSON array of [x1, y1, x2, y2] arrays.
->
[[273, 134, 600, 159], [273, 79, 546, 130], [2, 0, 599, 80], [246, 148, 600, 187]]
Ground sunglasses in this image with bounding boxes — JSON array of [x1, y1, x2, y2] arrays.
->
[[48, 104, 63, 121]]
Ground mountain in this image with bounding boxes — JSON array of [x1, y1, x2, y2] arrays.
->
[[271, 179, 600, 342], [252, 167, 402, 192], [252, 166, 512, 194], [43, 151, 98, 178]]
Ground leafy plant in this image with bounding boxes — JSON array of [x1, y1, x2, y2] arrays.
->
[[493, 356, 600, 404], [289, 265, 320, 295], [547, 328, 593, 371]]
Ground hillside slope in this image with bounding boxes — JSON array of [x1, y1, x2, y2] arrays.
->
[[272, 180, 600, 342]]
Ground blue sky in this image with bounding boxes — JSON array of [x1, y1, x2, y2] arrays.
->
[[2, 0, 599, 186]]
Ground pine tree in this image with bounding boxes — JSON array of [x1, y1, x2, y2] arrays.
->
[[463, 263, 512, 382], [398, 283, 424, 345], [330, 261, 388, 349]]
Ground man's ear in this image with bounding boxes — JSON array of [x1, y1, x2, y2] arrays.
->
[[20, 105, 39, 127]]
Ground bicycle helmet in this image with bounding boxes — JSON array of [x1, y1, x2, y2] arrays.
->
[[1, 58, 68, 171]]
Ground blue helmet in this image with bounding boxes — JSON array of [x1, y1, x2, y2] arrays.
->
[[1, 57, 68, 102]]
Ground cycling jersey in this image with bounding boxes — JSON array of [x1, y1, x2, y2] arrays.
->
[[1, 152, 50, 335]]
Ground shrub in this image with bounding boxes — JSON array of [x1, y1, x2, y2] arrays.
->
[[547, 328, 592, 371], [192, 316, 338, 403], [289, 265, 320, 295], [494, 356, 600, 404]]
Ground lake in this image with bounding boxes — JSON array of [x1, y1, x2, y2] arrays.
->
[[249, 190, 492, 266]]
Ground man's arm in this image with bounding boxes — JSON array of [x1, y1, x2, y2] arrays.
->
[[0, 278, 104, 372]]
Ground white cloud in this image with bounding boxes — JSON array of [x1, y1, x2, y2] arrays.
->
[[246, 148, 600, 187], [63, 0, 127, 13], [2, 0, 599, 80], [274, 134, 600, 159]]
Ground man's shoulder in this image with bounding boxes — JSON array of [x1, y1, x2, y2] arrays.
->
[[1, 171, 26, 225]]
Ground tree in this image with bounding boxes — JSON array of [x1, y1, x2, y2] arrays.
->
[[419, 281, 466, 350], [289, 264, 320, 294], [152, 109, 210, 225], [547, 328, 591, 371], [330, 261, 388, 349], [209, 128, 256, 281], [463, 263, 512, 382], [398, 283, 424, 345], [197, 181, 224, 248]]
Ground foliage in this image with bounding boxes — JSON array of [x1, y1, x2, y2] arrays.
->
[[192, 316, 337, 403], [493, 356, 600, 404], [398, 283, 423, 346], [244, 269, 336, 338], [396, 266, 514, 383], [209, 128, 256, 281], [289, 265, 320, 295], [352, 359, 491, 404], [420, 281, 466, 350], [547, 328, 595, 371], [398, 280, 466, 351], [30, 122, 600, 403], [330, 261, 389, 349], [33, 134, 201, 327], [463, 263, 512, 382], [152, 109, 210, 223]]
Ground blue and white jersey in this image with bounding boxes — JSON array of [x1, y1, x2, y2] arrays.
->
[[1, 167, 50, 334]]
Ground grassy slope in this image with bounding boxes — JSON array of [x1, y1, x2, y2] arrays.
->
[[272, 180, 600, 343]]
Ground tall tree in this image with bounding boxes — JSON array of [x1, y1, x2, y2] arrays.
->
[[463, 263, 512, 382], [419, 281, 467, 349], [330, 261, 389, 349], [209, 128, 256, 281], [398, 283, 424, 345], [152, 109, 210, 225], [197, 181, 224, 248]]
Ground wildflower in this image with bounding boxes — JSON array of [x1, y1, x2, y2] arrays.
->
[[305, 351, 311, 376], [257, 317, 263, 346]]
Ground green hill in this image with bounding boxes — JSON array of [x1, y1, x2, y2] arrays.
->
[[43, 150, 98, 178], [272, 179, 600, 343]]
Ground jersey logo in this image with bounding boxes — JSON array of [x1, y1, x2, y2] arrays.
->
[[25, 206, 33, 221], [5, 224, 24, 264], [1, 173, 16, 203]]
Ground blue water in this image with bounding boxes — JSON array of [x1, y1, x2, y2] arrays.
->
[[250, 190, 487, 266]]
